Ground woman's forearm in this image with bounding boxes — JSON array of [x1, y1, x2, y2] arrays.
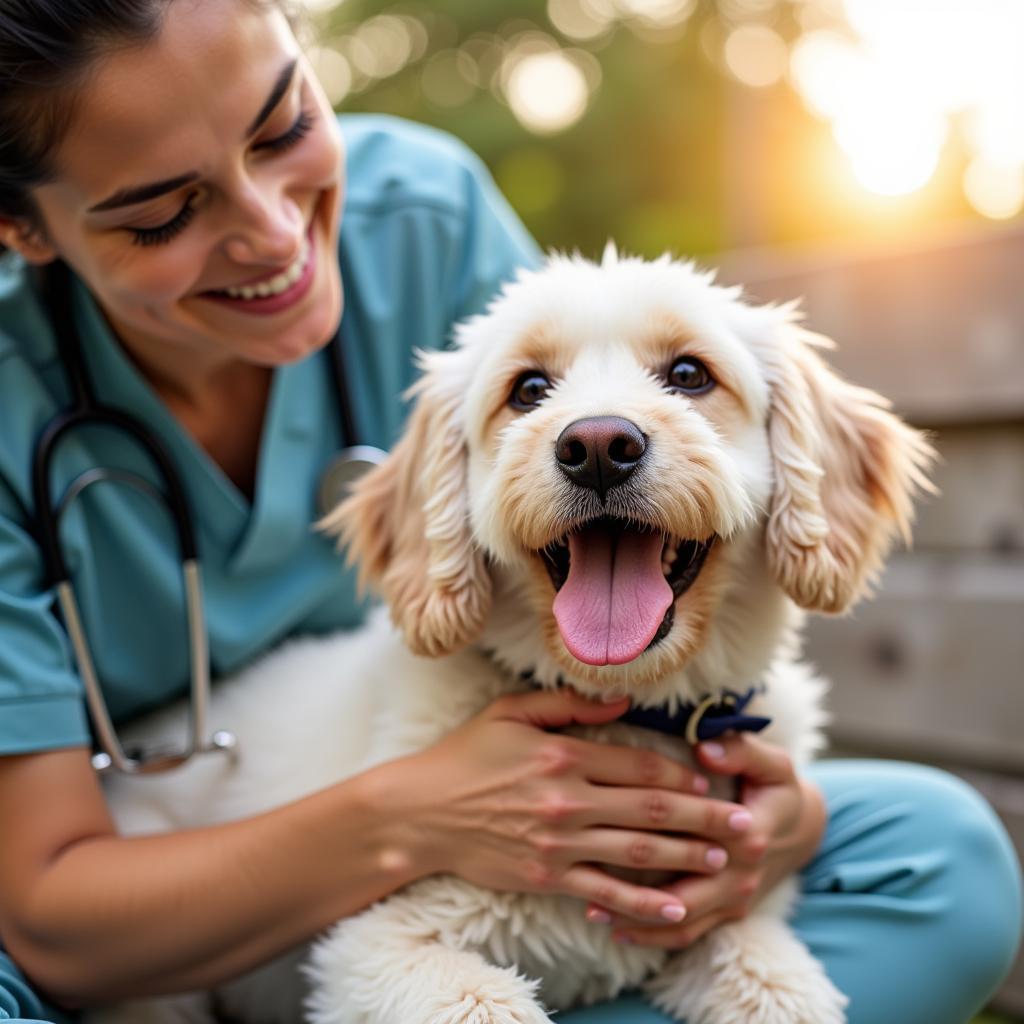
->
[[7, 762, 421, 1008]]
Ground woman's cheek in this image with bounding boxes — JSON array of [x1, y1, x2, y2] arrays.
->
[[97, 239, 211, 305]]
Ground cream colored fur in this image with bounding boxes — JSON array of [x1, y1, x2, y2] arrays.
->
[[89, 250, 932, 1024]]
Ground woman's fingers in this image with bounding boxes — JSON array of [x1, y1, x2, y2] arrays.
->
[[568, 828, 730, 875], [610, 910, 732, 950], [578, 785, 753, 842], [561, 864, 688, 925], [585, 862, 764, 931], [566, 735, 709, 794], [487, 689, 630, 730], [696, 734, 795, 784]]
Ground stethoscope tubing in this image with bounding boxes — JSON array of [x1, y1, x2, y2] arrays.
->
[[29, 261, 377, 774]]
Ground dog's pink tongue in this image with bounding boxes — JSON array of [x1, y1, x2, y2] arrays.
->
[[553, 526, 673, 666]]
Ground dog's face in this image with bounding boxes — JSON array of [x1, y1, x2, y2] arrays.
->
[[325, 251, 932, 697]]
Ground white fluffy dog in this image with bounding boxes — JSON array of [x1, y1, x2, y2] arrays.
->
[[93, 249, 932, 1024]]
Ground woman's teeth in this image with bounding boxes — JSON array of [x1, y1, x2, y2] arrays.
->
[[221, 240, 310, 299]]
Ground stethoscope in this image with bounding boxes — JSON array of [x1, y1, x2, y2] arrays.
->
[[31, 260, 386, 775]]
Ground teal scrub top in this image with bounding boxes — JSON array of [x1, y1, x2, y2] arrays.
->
[[0, 113, 541, 756]]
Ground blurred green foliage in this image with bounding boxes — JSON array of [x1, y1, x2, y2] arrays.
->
[[313, 0, 983, 259]]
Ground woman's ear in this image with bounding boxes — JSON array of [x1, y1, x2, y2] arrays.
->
[[0, 218, 58, 264], [318, 358, 492, 656], [763, 324, 935, 613]]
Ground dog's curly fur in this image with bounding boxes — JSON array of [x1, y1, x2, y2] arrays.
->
[[91, 249, 933, 1024]]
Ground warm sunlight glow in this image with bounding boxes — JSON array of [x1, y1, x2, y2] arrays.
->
[[963, 157, 1024, 220], [789, 31, 863, 120], [785, 0, 1024, 214]]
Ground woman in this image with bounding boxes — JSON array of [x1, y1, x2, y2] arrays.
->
[[0, 1, 1019, 1022]]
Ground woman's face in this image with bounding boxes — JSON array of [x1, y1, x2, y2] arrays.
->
[[27, 0, 345, 368]]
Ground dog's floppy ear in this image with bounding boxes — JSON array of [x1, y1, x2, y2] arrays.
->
[[762, 324, 934, 613], [319, 357, 491, 656]]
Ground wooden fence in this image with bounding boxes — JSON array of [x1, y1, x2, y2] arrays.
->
[[721, 220, 1024, 1014]]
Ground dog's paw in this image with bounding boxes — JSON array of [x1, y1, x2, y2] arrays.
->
[[646, 917, 847, 1024], [419, 969, 552, 1024], [306, 928, 550, 1024]]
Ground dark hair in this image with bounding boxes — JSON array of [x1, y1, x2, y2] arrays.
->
[[0, 1, 175, 248], [0, 0, 294, 252]]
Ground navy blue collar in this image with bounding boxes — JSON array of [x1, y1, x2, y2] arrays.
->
[[520, 668, 772, 745], [619, 686, 771, 744]]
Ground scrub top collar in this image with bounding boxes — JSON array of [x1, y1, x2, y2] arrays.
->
[[68, 274, 329, 573]]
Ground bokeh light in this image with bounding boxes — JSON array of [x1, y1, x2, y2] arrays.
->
[[723, 25, 787, 88], [963, 157, 1024, 220], [547, 0, 615, 41], [313, 0, 1024, 240], [502, 40, 592, 134], [307, 44, 352, 106]]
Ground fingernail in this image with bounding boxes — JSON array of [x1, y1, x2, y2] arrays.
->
[[613, 930, 634, 944], [586, 908, 611, 924], [706, 847, 728, 870], [692, 775, 710, 795], [701, 742, 726, 760], [660, 902, 686, 922], [601, 691, 628, 704], [728, 810, 753, 832]]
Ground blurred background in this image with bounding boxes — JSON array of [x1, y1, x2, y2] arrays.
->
[[300, 0, 1023, 1015]]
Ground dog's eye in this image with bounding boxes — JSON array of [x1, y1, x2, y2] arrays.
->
[[509, 371, 552, 410], [667, 357, 714, 394]]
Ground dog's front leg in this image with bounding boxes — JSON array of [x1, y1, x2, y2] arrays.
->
[[304, 884, 551, 1024], [643, 881, 847, 1024]]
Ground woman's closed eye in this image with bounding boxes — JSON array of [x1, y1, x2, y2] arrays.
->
[[129, 192, 200, 247], [253, 108, 316, 155], [126, 107, 318, 247]]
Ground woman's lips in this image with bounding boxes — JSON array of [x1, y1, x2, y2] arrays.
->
[[200, 224, 317, 316]]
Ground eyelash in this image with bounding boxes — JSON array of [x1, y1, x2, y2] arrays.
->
[[255, 108, 316, 155], [129, 108, 318, 247]]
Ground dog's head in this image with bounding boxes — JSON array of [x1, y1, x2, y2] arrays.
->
[[323, 250, 932, 698]]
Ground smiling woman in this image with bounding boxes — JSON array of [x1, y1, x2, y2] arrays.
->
[[10, 1, 344, 377]]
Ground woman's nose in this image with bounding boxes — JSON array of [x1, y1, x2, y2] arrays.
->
[[224, 185, 305, 266]]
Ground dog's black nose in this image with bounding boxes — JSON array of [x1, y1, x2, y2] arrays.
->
[[555, 417, 647, 498]]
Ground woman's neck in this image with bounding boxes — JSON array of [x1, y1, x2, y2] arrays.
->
[[111, 317, 274, 499]]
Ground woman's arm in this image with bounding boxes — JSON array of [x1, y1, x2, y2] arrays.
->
[[0, 689, 750, 1008], [0, 746, 420, 1006]]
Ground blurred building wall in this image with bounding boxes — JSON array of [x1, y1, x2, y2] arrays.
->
[[721, 221, 1024, 1014]]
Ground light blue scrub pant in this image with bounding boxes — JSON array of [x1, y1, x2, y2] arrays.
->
[[2, 761, 1021, 1023]]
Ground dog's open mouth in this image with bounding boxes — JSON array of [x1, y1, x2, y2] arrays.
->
[[540, 517, 715, 666]]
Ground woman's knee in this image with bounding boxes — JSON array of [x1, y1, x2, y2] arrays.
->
[[811, 760, 1022, 1001], [915, 766, 1022, 990]]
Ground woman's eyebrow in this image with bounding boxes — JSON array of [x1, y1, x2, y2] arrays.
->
[[244, 57, 298, 138], [87, 58, 299, 214], [88, 171, 201, 213]]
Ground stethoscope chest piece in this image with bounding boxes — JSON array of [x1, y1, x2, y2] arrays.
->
[[317, 444, 387, 518]]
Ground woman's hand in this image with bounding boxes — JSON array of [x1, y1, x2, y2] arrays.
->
[[379, 689, 756, 926], [585, 734, 828, 947]]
